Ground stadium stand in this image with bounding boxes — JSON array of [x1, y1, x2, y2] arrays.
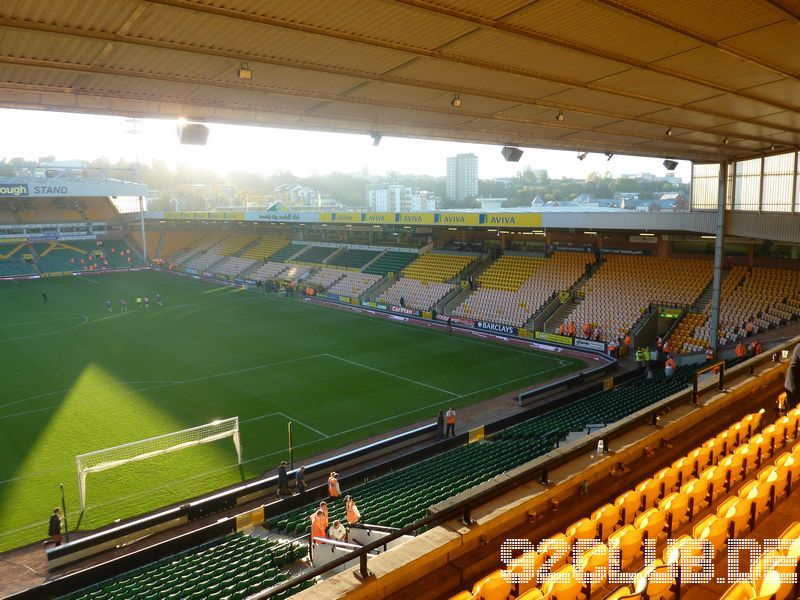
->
[[0, 199, 19, 223], [327, 248, 381, 270], [213, 256, 257, 278], [182, 233, 258, 272], [326, 272, 382, 298], [293, 245, 338, 264], [33, 241, 92, 273], [241, 235, 290, 261], [157, 230, 208, 261], [447, 402, 787, 600], [400, 252, 475, 284], [268, 360, 722, 538], [281, 265, 311, 280], [269, 243, 306, 263], [80, 198, 119, 221], [363, 251, 416, 276], [567, 255, 713, 342], [17, 198, 82, 222], [670, 266, 800, 353], [0, 242, 36, 276], [98, 240, 143, 268], [306, 268, 346, 289], [65, 532, 312, 600], [129, 229, 161, 260], [249, 261, 289, 281], [377, 278, 454, 311], [169, 231, 228, 265], [453, 252, 592, 327]]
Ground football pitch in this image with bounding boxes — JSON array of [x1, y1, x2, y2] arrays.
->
[[0, 270, 586, 552]]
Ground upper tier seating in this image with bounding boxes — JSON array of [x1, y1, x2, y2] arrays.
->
[[401, 252, 475, 284], [294, 245, 338, 264], [241, 235, 289, 261], [0, 199, 20, 223], [377, 277, 454, 311], [327, 248, 381, 269], [670, 266, 800, 353], [453, 253, 591, 327], [65, 532, 311, 600], [306, 268, 346, 289], [270, 243, 306, 263], [269, 360, 727, 539], [364, 251, 417, 276], [569, 255, 713, 342], [80, 198, 119, 221], [327, 272, 383, 298]]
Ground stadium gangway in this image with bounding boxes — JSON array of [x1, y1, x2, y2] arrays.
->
[[248, 336, 800, 599]]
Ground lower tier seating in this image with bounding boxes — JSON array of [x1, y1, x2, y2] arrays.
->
[[326, 272, 382, 298], [364, 251, 417, 276], [377, 277, 455, 311], [65, 533, 311, 600]]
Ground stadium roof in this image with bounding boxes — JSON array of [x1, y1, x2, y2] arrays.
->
[[1, 1, 799, 163]]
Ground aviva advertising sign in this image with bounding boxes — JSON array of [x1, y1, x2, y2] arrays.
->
[[317, 212, 542, 228]]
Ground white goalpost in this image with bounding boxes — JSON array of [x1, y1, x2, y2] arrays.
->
[[75, 417, 242, 512]]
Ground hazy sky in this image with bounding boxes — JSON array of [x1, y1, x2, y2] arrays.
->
[[0, 108, 690, 182]]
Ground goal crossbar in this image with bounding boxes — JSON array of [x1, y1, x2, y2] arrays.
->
[[76, 417, 242, 512]]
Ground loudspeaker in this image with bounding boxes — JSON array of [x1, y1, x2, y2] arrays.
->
[[178, 123, 209, 145], [663, 159, 678, 171], [502, 146, 523, 162]]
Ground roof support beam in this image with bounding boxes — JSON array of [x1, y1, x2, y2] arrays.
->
[[0, 19, 790, 149]]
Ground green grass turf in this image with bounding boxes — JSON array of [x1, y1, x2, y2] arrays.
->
[[0, 270, 586, 552]]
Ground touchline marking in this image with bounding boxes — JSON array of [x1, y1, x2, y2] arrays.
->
[[277, 412, 329, 438], [323, 353, 459, 397], [0, 312, 89, 342], [74, 275, 99, 285]]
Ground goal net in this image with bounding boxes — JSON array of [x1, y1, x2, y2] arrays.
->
[[76, 417, 242, 511]]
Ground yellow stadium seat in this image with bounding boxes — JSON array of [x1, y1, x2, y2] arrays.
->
[[693, 514, 730, 555], [634, 507, 666, 542], [473, 571, 511, 600], [659, 492, 690, 531], [631, 558, 674, 599], [517, 589, 545, 600], [720, 451, 746, 486], [608, 525, 642, 570], [635, 478, 662, 510], [700, 465, 729, 501], [591, 503, 621, 542], [565, 518, 596, 545], [671, 456, 695, 487], [716, 497, 751, 537], [449, 592, 475, 600], [615, 490, 642, 525], [720, 581, 757, 599], [509, 550, 546, 594], [680, 478, 710, 519], [758, 464, 790, 500], [577, 542, 609, 587], [539, 533, 570, 573], [692, 443, 714, 471], [738, 480, 771, 518], [541, 565, 583, 600]]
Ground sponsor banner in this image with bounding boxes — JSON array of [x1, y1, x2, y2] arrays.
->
[[390, 305, 416, 316], [183, 267, 198, 276], [397, 213, 435, 225], [550, 244, 596, 253], [659, 307, 683, 318], [163, 211, 245, 220], [0, 183, 28, 197], [601, 247, 652, 256], [361, 300, 389, 311], [434, 213, 480, 226], [233, 277, 245, 285], [534, 331, 574, 346], [244, 278, 258, 286], [518, 328, 533, 339], [421, 310, 433, 319], [478, 213, 542, 228], [338, 295, 352, 304], [435, 314, 475, 327], [476, 320, 519, 335], [574, 337, 607, 352]]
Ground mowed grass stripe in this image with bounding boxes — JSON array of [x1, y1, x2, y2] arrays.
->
[[0, 271, 585, 551]]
